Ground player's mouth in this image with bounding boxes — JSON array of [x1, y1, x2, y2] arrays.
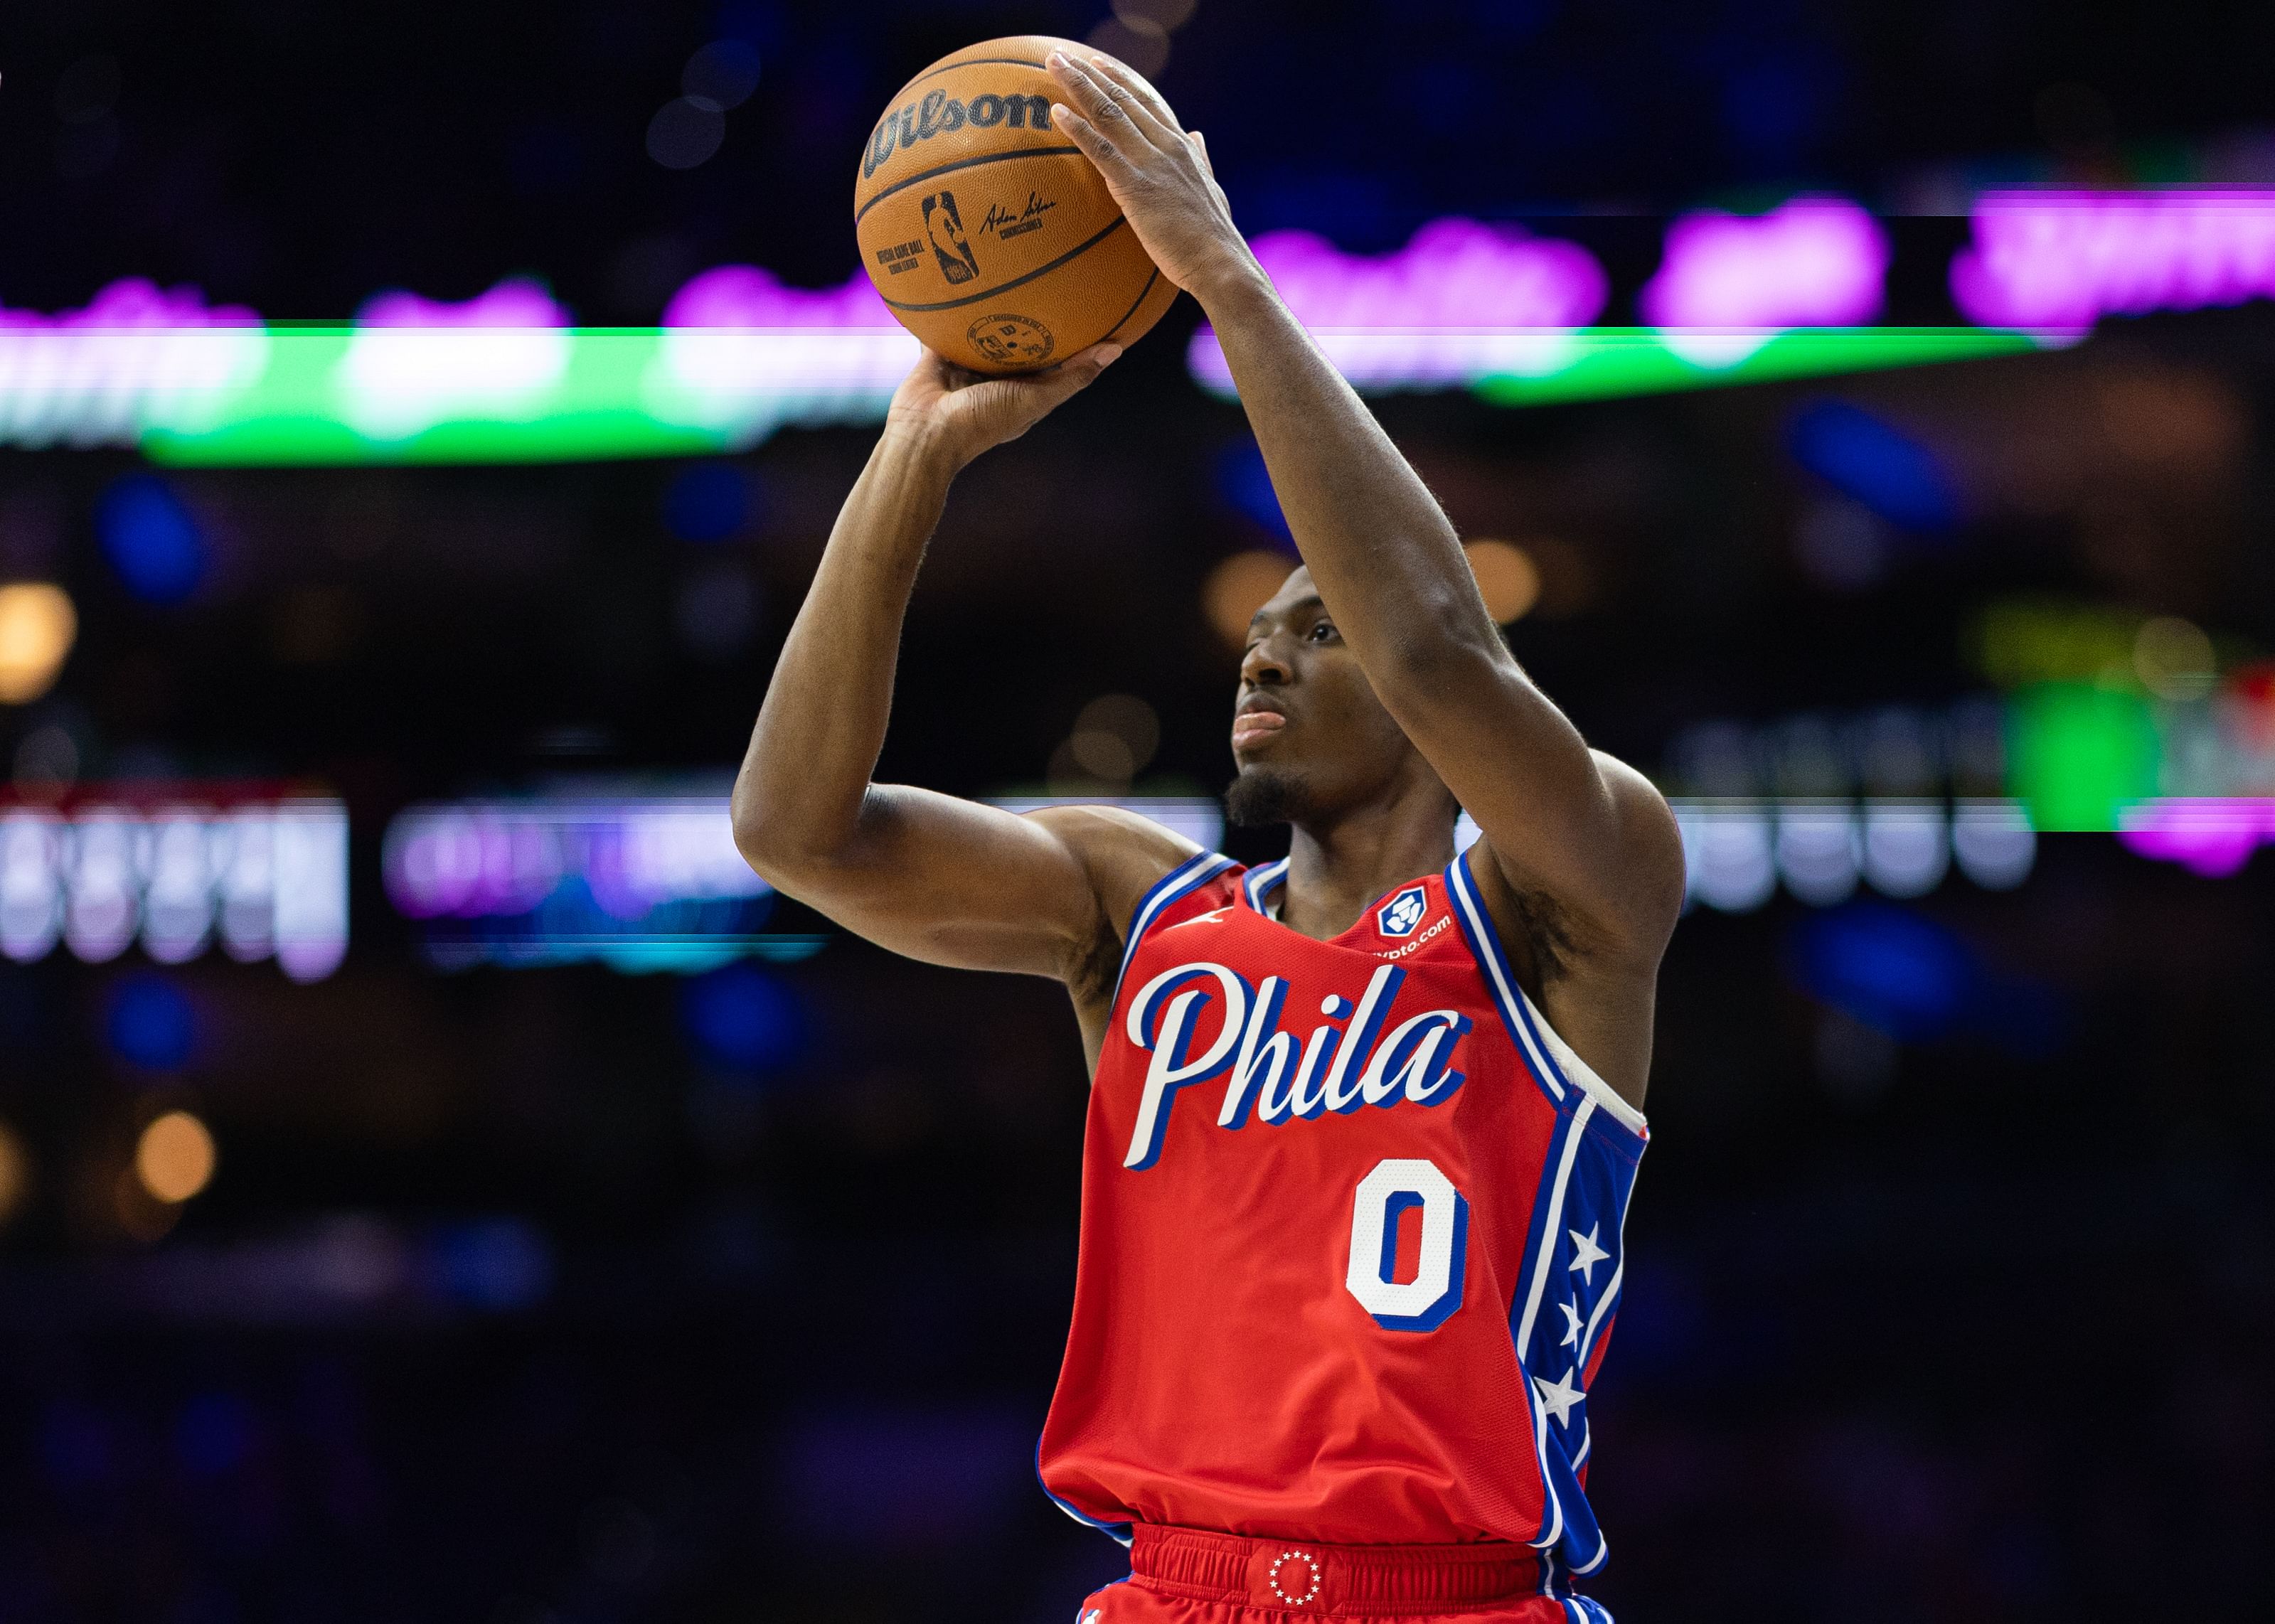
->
[[1231, 700, 1287, 752]]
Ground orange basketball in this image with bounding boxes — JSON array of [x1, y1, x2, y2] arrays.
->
[[853, 36, 1179, 374]]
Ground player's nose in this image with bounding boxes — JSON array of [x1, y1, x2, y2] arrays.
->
[[1239, 630, 1293, 688]]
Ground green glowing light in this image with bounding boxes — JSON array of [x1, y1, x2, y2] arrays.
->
[[84, 324, 2064, 466], [2005, 682, 2163, 832], [1471, 327, 2047, 407]]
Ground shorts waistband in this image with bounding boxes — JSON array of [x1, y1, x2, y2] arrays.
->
[[1129, 1524, 1545, 1616]]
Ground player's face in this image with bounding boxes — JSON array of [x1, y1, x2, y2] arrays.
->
[[1228, 567, 1419, 823]]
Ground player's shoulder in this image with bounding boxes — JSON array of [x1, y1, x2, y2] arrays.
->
[[1021, 802, 1213, 926], [1588, 749, 1686, 909], [1023, 803, 1218, 1008]]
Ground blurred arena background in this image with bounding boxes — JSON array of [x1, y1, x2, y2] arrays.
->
[[4, 1, 2274, 1618]]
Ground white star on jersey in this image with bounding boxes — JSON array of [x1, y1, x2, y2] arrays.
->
[[1567, 1222, 1610, 1285], [1557, 1299, 1583, 1347], [1533, 1366, 1585, 1426]]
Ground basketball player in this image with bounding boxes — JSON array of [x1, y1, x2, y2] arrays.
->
[[732, 50, 1685, 1624]]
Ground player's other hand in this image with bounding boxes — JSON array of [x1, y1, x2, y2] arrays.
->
[[1047, 50, 1253, 303], [885, 343, 1120, 468]]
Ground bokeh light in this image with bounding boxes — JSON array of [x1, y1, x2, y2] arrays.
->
[[648, 99, 726, 169], [683, 40, 763, 111], [135, 1109, 217, 1204], [1786, 400, 1957, 533], [681, 963, 804, 1072], [665, 461, 754, 541], [1203, 550, 1294, 649], [1215, 441, 1292, 539], [1087, 16, 1171, 78], [106, 973, 196, 1070], [1073, 695, 1160, 777], [96, 474, 207, 604], [0, 1119, 29, 1227], [2134, 615, 2215, 700], [1463, 540, 1540, 624], [1115, 0, 1198, 28], [0, 583, 77, 703]]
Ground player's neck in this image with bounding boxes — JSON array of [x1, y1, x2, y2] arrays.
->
[[1280, 779, 1457, 941]]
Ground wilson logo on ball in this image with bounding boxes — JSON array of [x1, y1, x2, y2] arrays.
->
[[863, 89, 1053, 179]]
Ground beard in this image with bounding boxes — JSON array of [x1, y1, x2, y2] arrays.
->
[[1224, 766, 1316, 828]]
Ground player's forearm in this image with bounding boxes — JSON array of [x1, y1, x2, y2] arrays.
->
[[732, 426, 959, 878], [1197, 268, 1506, 679]]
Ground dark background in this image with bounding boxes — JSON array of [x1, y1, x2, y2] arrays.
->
[[4, 2, 2273, 1620]]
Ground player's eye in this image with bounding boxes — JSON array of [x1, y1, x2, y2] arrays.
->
[[1308, 621, 1337, 642]]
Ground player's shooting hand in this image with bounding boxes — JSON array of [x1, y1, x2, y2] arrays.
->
[[1047, 51, 1256, 304], [885, 343, 1121, 469]]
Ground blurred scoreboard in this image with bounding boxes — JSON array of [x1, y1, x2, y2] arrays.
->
[[0, 792, 348, 980]]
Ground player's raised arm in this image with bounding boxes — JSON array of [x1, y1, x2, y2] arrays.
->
[[731, 347, 1193, 1005], [1046, 51, 1685, 978]]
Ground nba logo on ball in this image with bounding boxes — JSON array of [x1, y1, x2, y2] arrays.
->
[[1378, 886, 1428, 938], [921, 191, 980, 284]]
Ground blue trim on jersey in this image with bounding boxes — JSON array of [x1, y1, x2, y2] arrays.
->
[[1112, 853, 1235, 1008], [1035, 1438, 1134, 1548], [1241, 856, 1289, 913], [1454, 848, 1569, 1094], [1442, 850, 1566, 1109], [1507, 1096, 1586, 1549]]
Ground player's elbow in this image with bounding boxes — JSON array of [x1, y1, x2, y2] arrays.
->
[[730, 781, 846, 894]]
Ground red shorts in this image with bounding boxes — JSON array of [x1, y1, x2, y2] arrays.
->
[[1076, 1526, 1606, 1624]]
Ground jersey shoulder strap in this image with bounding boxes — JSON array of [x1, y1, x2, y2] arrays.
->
[[1110, 852, 1239, 1005]]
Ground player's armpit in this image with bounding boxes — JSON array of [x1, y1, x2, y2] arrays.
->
[[1380, 639, 1685, 968], [744, 786, 1194, 989], [1462, 746, 1687, 974]]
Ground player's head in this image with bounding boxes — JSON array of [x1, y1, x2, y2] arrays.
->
[[1225, 565, 1457, 831]]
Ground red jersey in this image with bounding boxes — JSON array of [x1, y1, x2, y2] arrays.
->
[[1038, 848, 1648, 1601]]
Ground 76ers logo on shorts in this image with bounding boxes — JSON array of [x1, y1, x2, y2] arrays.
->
[[1377, 885, 1428, 938]]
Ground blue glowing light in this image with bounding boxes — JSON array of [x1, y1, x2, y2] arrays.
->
[[1787, 902, 1973, 1041], [1786, 400, 1958, 533], [174, 1392, 254, 1479], [681, 962, 804, 1071], [665, 461, 753, 542], [96, 474, 208, 603], [1215, 440, 1293, 543], [1787, 901, 2065, 1054], [105, 973, 196, 1069], [429, 1219, 555, 1310]]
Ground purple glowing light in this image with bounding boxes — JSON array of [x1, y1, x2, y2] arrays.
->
[[663, 265, 895, 329], [339, 279, 575, 438], [2116, 797, 2275, 877], [356, 278, 569, 329], [0, 277, 260, 336], [382, 799, 769, 921], [0, 279, 266, 448], [1187, 219, 1609, 392], [1640, 198, 1889, 332], [1950, 190, 2275, 333], [651, 267, 918, 437]]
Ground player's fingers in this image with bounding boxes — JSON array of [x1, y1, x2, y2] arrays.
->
[[974, 343, 1121, 439], [1045, 51, 1156, 154], [1051, 102, 1139, 178], [1049, 342, 1124, 393], [1190, 129, 1215, 178], [1082, 53, 1181, 144]]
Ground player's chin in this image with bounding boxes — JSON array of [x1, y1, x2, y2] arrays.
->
[[1223, 761, 1312, 828]]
